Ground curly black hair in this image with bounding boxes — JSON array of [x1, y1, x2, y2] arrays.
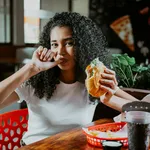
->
[[27, 12, 109, 101]]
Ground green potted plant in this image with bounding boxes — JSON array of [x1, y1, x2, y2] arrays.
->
[[110, 53, 150, 99]]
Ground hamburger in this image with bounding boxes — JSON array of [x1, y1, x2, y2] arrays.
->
[[85, 58, 106, 97]]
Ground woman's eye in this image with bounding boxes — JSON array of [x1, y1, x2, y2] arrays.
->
[[66, 42, 74, 47], [51, 43, 58, 48]]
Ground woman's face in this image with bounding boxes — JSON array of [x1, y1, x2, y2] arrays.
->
[[50, 26, 76, 71]]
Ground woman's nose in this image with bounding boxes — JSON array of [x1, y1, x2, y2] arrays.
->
[[58, 45, 66, 55]]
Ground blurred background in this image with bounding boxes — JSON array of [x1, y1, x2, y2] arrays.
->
[[0, 0, 149, 113]]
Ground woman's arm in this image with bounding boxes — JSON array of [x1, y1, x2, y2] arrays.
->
[[115, 88, 138, 101], [100, 95, 137, 112], [141, 94, 150, 102], [0, 46, 61, 109], [0, 63, 38, 106], [99, 67, 139, 112]]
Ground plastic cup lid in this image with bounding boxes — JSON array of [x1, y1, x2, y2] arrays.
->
[[102, 141, 122, 147]]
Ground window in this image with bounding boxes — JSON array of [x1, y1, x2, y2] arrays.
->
[[24, 0, 68, 44], [0, 0, 11, 43], [24, 0, 40, 44]]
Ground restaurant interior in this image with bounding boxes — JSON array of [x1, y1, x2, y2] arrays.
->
[[0, 0, 150, 149], [1, 0, 150, 112]]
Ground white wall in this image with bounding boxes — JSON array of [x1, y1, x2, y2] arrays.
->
[[41, 0, 69, 12], [40, 0, 69, 33], [72, 0, 89, 16]]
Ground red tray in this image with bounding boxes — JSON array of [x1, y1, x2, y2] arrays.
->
[[83, 122, 128, 147]]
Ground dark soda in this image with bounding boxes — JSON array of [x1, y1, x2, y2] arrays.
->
[[127, 122, 149, 150]]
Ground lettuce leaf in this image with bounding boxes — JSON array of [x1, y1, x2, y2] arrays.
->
[[110, 53, 150, 89]]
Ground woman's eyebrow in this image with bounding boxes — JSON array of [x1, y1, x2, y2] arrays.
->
[[63, 37, 73, 41], [51, 37, 73, 43], [51, 40, 57, 43]]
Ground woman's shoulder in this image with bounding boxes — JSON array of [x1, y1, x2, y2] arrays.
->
[[16, 82, 35, 97]]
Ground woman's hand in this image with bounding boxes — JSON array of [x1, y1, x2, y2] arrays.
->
[[99, 67, 119, 103], [30, 46, 62, 73]]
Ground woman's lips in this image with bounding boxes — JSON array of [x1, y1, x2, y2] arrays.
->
[[59, 58, 68, 64]]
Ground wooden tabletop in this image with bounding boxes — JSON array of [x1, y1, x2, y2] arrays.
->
[[17, 118, 129, 150]]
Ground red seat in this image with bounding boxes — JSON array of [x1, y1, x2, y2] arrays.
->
[[0, 108, 28, 150]]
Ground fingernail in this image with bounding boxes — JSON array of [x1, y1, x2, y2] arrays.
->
[[59, 55, 63, 58], [39, 46, 43, 50]]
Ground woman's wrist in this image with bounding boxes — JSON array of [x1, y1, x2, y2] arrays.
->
[[114, 86, 120, 95], [100, 86, 120, 104], [26, 62, 41, 78]]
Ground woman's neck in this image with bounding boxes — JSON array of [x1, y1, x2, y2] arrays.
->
[[59, 69, 76, 84]]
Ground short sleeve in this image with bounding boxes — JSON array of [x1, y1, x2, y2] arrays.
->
[[15, 83, 33, 103]]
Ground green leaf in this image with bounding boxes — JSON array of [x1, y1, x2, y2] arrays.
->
[[118, 56, 128, 66], [124, 66, 134, 87], [112, 54, 122, 57], [110, 53, 136, 88], [123, 54, 135, 66], [132, 65, 148, 73]]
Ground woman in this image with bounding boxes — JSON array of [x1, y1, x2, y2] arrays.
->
[[0, 12, 138, 145]]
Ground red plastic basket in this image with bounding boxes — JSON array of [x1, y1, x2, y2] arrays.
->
[[83, 122, 128, 147]]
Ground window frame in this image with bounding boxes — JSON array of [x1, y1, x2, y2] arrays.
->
[[25, 0, 72, 46], [24, 0, 41, 46], [0, 0, 13, 45]]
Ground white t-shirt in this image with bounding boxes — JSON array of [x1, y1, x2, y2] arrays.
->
[[15, 81, 97, 145]]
